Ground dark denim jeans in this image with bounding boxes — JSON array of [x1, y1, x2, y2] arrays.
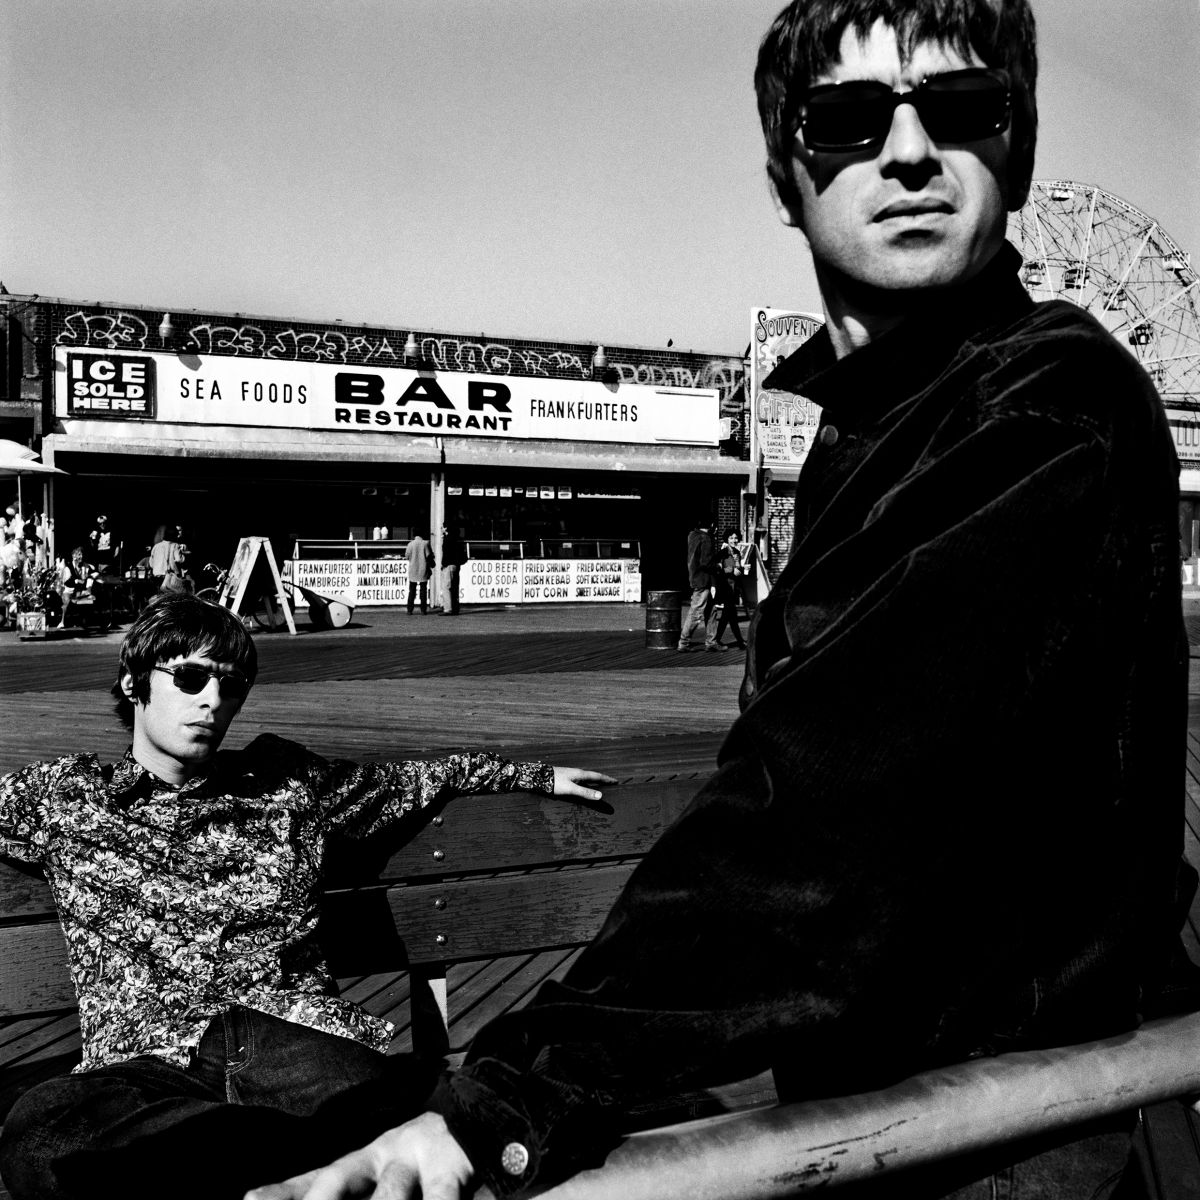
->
[[711, 577, 745, 647], [0, 1006, 438, 1200], [407, 579, 429, 612]]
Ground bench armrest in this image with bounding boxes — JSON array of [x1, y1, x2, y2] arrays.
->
[[488, 1009, 1200, 1199]]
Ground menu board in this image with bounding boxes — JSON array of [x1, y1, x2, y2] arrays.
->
[[518, 559, 640, 603], [462, 559, 641, 605], [282, 557, 408, 605], [283, 557, 642, 606]]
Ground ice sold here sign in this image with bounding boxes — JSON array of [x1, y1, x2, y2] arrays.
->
[[65, 352, 156, 417]]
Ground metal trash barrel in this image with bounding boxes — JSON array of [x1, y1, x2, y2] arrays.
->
[[645, 589, 685, 650]]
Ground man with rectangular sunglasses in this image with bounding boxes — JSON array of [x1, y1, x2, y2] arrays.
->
[[0, 593, 614, 1200], [251, 2, 1198, 1198]]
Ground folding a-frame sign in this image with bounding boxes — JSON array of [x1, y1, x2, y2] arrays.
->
[[218, 536, 297, 635]]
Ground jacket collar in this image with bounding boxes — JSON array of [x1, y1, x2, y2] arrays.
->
[[762, 242, 1034, 429]]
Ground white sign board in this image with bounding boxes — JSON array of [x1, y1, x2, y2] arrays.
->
[[56, 348, 720, 447], [520, 558, 641, 603], [1168, 409, 1200, 465], [282, 557, 641, 606], [459, 559, 525, 604], [282, 558, 409, 606]]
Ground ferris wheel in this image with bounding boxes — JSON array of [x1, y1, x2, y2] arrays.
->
[[1006, 180, 1200, 403]]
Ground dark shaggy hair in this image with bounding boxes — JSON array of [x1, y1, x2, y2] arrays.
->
[[112, 593, 257, 729], [755, 0, 1038, 213]]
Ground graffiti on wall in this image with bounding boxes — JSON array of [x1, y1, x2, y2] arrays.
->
[[58, 310, 150, 349], [55, 312, 745, 409]]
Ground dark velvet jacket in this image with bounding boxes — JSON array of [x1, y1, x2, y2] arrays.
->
[[430, 244, 1199, 1196]]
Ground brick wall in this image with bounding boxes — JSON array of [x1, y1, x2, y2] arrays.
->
[[715, 494, 742, 540]]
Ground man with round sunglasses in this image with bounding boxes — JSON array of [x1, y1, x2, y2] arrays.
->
[[251, 2, 1197, 1198], [0, 593, 615, 1199]]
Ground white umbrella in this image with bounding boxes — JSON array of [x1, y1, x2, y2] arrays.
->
[[0, 439, 67, 522]]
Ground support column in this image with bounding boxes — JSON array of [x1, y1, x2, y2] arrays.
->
[[430, 465, 446, 609], [42, 442, 57, 567]]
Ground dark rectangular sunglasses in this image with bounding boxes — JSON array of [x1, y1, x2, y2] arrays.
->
[[153, 664, 251, 701], [797, 67, 1011, 152]]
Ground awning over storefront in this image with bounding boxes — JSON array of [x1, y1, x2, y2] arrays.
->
[[43, 425, 751, 478]]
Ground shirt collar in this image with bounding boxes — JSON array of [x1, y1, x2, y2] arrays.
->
[[109, 747, 242, 804], [762, 242, 1034, 428]]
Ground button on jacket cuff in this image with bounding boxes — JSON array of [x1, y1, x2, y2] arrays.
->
[[429, 1059, 612, 1198]]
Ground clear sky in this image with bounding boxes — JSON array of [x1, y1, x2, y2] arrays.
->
[[1, 0, 1196, 356]]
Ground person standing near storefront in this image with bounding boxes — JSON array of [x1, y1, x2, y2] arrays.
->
[[677, 516, 720, 652], [405, 530, 434, 614], [88, 513, 120, 574], [149, 525, 188, 594], [438, 525, 467, 615], [711, 530, 747, 651], [724, 529, 756, 611]]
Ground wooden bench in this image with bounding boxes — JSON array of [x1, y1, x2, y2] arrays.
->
[[3, 769, 1200, 1197]]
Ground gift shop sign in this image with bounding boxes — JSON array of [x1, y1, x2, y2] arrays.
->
[[56, 349, 719, 447], [748, 308, 824, 469]]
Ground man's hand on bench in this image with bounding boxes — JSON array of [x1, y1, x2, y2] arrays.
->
[[245, 1112, 472, 1200], [552, 766, 618, 803]]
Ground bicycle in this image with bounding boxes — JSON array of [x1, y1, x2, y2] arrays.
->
[[193, 562, 228, 605], [196, 562, 295, 631]]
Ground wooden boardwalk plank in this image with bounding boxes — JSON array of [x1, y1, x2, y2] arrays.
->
[[448, 948, 579, 1052], [337, 972, 414, 1014], [0, 676, 738, 777], [0, 629, 744, 696], [1136, 1101, 1200, 1200], [1183, 820, 1200, 958], [0, 1013, 79, 1064]]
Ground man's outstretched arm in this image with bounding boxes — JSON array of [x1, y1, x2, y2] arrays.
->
[[270, 735, 615, 840]]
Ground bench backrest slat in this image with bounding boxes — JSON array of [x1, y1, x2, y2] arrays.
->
[[342, 778, 698, 880], [386, 863, 636, 964], [0, 925, 75, 1014]]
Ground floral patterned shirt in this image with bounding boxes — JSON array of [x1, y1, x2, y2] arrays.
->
[[0, 734, 553, 1072]]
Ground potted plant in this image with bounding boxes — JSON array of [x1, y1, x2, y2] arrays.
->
[[15, 566, 62, 639]]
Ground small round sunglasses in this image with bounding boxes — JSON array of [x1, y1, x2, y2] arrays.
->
[[153, 664, 251, 701], [797, 67, 1011, 152]]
